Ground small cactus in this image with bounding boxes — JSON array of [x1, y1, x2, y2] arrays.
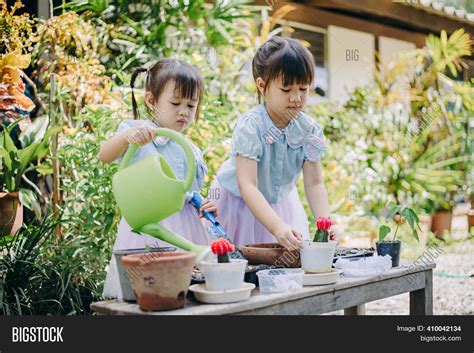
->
[[313, 217, 333, 242], [210, 238, 234, 263]]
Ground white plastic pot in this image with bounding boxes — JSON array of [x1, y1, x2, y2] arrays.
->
[[199, 259, 247, 291], [300, 240, 337, 273]]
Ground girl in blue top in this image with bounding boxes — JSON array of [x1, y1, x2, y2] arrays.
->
[[100, 59, 217, 299], [212, 37, 330, 250]]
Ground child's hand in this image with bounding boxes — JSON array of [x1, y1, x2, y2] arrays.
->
[[199, 199, 218, 218], [274, 223, 301, 250], [122, 124, 156, 146]]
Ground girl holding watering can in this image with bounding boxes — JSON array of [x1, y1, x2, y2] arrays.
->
[[99, 59, 217, 299]]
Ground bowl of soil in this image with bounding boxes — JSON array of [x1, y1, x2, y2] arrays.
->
[[240, 243, 300, 268]]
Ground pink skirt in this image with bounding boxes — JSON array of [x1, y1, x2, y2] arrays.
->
[[102, 203, 210, 299], [210, 178, 310, 247]]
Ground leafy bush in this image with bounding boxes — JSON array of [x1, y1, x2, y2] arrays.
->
[[1, 212, 103, 315]]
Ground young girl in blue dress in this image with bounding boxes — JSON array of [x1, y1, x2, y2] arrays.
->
[[100, 59, 217, 298], [212, 37, 330, 250]]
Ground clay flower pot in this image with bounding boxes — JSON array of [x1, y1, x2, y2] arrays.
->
[[113, 247, 176, 302], [431, 210, 452, 238], [468, 210, 474, 231], [121, 252, 195, 311], [240, 243, 301, 267], [0, 192, 23, 236]]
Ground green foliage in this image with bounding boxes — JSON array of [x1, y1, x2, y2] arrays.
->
[[0, 1, 36, 54], [57, 106, 121, 258], [378, 205, 421, 243], [64, 0, 257, 74], [0, 116, 60, 218], [308, 28, 472, 217], [0, 212, 105, 315], [426, 29, 472, 78]]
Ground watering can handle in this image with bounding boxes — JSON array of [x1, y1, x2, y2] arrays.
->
[[119, 128, 196, 192]]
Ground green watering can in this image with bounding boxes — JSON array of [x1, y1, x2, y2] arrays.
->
[[112, 128, 213, 264]]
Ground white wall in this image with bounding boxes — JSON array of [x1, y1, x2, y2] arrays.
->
[[379, 36, 416, 67], [327, 25, 375, 103], [37, 0, 51, 19]]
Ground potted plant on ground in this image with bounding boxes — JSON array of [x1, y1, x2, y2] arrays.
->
[[199, 238, 247, 291], [0, 116, 60, 235], [428, 197, 454, 238], [377, 204, 421, 267], [300, 217, 337, 273]]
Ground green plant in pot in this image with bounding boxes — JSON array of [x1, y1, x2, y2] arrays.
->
[[0, 116, 61, 235], [377, 205, 421, 267]]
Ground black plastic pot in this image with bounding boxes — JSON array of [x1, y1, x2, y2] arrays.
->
[[376, 241, 401, 267], [244, 264, 270, 287], [114, 247, 176, 302]]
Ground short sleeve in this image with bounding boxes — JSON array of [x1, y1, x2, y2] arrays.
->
[[303, 124, 328, 162], [113, 119, 154, 164], [112, 120, 136, 164], [114, 119, 138, 136], [231, 116, 263, 162]]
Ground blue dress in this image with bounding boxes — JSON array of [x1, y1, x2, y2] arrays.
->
[[211, 104, 328, 246]]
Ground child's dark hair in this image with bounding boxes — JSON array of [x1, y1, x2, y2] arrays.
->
[[130, 59, 204, 120], [252, 36, 315, 103]]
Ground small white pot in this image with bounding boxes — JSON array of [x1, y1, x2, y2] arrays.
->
[[455, 9, 466, 18], [199, 259, 247, 291], [443, 6, 455, 16], [300, 240, 337, 273]]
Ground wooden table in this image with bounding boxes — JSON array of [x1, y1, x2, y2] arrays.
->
[[91, 261, 435, 315]]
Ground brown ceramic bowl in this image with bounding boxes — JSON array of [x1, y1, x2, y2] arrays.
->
[[240, 243, 301, 268]]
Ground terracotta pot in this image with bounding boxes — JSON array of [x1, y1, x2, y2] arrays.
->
[[113, 247, 176, 302], [240, 243, 300, 268], [121, 251, 195, 311], [0, 192, 23, 236], [430, 211, 452, 238], [468, 210, 474, 231]]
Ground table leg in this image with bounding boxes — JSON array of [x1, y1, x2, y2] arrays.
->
[[410, 270, 433, 315], [344, 304, 366, 315]]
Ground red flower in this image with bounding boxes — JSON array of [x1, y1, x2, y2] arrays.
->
[[210, 238, 234, 256], [316, 217, 332, 231]]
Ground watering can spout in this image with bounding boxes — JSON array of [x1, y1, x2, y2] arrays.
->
[[139, 223, 214, 265]]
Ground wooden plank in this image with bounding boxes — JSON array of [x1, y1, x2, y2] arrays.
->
[[410, 270, 433, 315], [254, 0, 427, 47], [91, 262, 435, 315], [299, 0, 474, 36], [92, 269, 427, 315], [236, 272, 425, 315]]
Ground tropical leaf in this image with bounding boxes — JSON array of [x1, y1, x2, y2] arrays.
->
[[379, 225, 391, 242], [19, 188, 41, 219]]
